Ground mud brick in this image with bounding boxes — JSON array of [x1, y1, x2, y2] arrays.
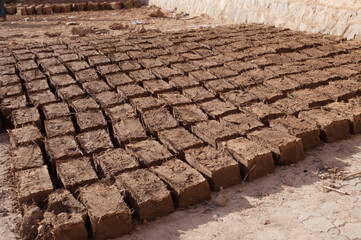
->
[[290, 89, 332, 108], [326, 100, 361, 134], [70, 97, 100, 113], [171, 63, 198, 74], [173, 104, 208, 127], [219, 90, 257, 108], [105, 104, 137, 123], [191, 59, 222, 69], [42, 102, 70, 120], [220, 113, 263, 134], [54, 49, 74, 56], [9, 125, 42, 148], [193, 48, 214, 57], [147, 48, 169, 57], [58, 54, 79, 63], [78, 182, 132, 239], [128, 69, 156, 83], [0, 74, 20, 87], [48, 74, 75, 88], [93, 148, 139, 178], [115, 169, 174, 220], [222, 137, 274, 180], [168, 76, 199, 90], [248, 128, 304, 165], [108, 52, 130, 63], [94, 91, 125, 109], [142, 108, 179, 133], [248, 85, 285, 104], [315, 82, 357, 102], [0, 65, 16, 75], [44, 64, 69, 76], [0, 56, 16, 65], [158, 55, 185, 65], [130, 97, 165, 112], [158, 127, 202, 154], [192, 120, 240, 147], [78, 50, 100, 60], [65, 61, 90, 73], [126, 140, 173, 167], [305, 70, 338, 86], [77, 129, 113, 155], [113, 118, 147, 145], [105, 73, 133, 87], [327, 66, 359, 79], [0, 84, 23, 99], [16, 60, 38, 72], [181, 52, 203, 61], [75, 68, 100, 83], [182, 87, 215, 103], [203, 79, 236, 94], [150, 159, 210, 207], [151, 67, 180, 79], [304, 59, 332, 70], [142, 80, 173, 95], [88, 55, 111, 66], [96, 64, 120, 76], [10, 144, 44, 172], [242, 102, 284, 124], [185, 146, 241, 190], [45, 135, 82, 163], [264, 77, 301, 93], [19, 69, 45, 82], [299, 109, 351, 143], [56, 85, 85, 102], [188, 70, 217, 82], [24, 79, 48, 94], [117, 84, 148, 99], [137, 58, 163, 69], [44, 117, 75, 138], [244, 68, 275, 83], [14, 53, 34, 61], [82, 81, 111, 95], [38, 58, 61, 68], [44, 190, 88, 240], [56, 157, 98, 193], [158, 92, 192, 107], [75, 110, 107, 132], [226, 75, 257, 88], [225, 61, 257, 73], [118, 60, 142, 72], [271, 97, 308, 116], [15, 166, 53, 205], [12, 107, 41, 129], [270, 116, 321, 150], [199, 99, 238, 119]]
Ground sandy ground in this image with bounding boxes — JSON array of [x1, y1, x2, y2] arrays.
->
[[1, 134, 361, 239]]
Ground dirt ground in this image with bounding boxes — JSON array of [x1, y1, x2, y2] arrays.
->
[[0, 6, 220, 45]]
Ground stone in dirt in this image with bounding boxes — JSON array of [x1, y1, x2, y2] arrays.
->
[[93, 148, 140, 178], [78, 182, 133, 240], [222, 137, 275, 180], [116, 169, 174, 220], [38, 189, 88, 240], [15, 166, 53, 205], [248, 128, 304, 165], [150, 158, 210, 208], [185, 146, 241, 190], [71, 27, 91, 37], [149, 8, 164, 18], [56, 157, 98, 193]]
